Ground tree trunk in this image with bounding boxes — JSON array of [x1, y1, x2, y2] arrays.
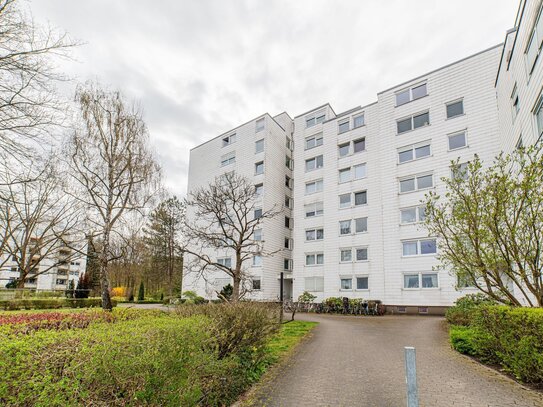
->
[[232, 276, 240, 303], [100, 230, 113, 311]]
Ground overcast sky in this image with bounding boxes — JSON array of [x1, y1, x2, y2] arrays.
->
[[31, 0, 519, 197]]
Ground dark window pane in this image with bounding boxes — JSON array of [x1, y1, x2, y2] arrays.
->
[[420, 239, 437, 254], [338, 121, 350, 134], [446, 100, 464, 118], [354, 191, 367, 205], [357, 277, 368, 290], [413, 112, 429, 129], [397, 118, 412, 134], [353, 138, 366, 152]]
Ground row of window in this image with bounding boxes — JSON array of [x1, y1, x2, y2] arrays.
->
[[305, 110, 365, 134], [396, 100, 464, 134], [304, 272, 439, 292], [304, 247, 368, 266], [220, 118, 266, 148]]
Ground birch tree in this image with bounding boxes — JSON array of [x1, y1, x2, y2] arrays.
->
[[67, 83, 161, 310], [184, 172, 281, 302]]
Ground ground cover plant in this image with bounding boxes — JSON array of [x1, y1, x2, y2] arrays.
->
[[0, 303, 316, 406]]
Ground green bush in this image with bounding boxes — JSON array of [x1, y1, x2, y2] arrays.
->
[[449, 305, 543, 384], [445, 294, 496, 326], [0, 298, 114, 310]]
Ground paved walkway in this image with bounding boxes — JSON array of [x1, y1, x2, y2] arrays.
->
[[249, 314, 543, 407]]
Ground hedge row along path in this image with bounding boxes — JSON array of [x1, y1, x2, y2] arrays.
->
[[249, 314, 543, 407]]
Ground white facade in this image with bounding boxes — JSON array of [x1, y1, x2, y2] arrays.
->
[[186, 0, 543, 307]]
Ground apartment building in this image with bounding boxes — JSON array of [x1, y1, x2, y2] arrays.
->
[[186, 0, 543, 310], [0, 239, 87, 291], [184, 113, 294, 301]]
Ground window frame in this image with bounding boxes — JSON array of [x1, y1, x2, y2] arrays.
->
[[339, 248, 352, 263], [399, 173, 433, 194], [447, 130, 468, 151], [395, 82, 428, 106], [353, 113, 365, 128], [355, 247, 369, 262], [305, 155, 324, 172], [355, 217, 368, 233], [400, 206, 426, 224], [305, 179, 323, 195], [401, 239, 437, 257], [356, 276, 369, 290], [446, 99, 464, 119], [305, 252, 324, 266], [255, 117, 265, 132], [222, 133, 236, 147], [340, 277, 353, 290], [339, 220, 352, 235], [396, 110, 430, 134], [255, 138, 264, 154], [305, 228, 324, 241], [305, 132, 323, 150], [397, 141, 431, 164], [220, 152, 236, 167], [403, 272, 439, 290], [338, 119, 350, 134], [304, 202, 324, 218]]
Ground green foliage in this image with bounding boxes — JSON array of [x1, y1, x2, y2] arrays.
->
[[324, 297, 343, 309], [446, 294, 497, 326], [5, 280, 17, 289], [449, 305, 543, 384], [0, 305, 313, 406], [424, 143, 543, 306], [75, 273, 91, 299], [298, 291, 316, 303], [137, 281, 145, 301], [0, 298, 113, 311], [219, 284, 233, 301], [182, 290, 205, 304]]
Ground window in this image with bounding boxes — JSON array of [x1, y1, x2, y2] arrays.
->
[[536, 95, 543, 139], [339, 193, 351, 208], [355, 217, 368, 233], [511, 86, 519, 121], [284, 259, 292, 270], [286, 136, 293, 150], [354, 163, 366, 179], [254, 229, 262, 241], [285, 238, 293, 249], [340, 278, 352, 290], [255, 161, 264, 175], [285, 216, 291, 228], [397, 111, 430, 134], [354, 191, 367, 206], [256, 117, 265, 132], [356, 277, 369, 290], [305, 276, 324, 292], [56, 279, 67, 285], [252, 255, 262, 267], [340, 249, 352, 262], [306, 228, 324, 241], [353, 114, 365, 128], [252, 279, 261, 290], [305, 133, 323, 149], [305, 155, 323, 171], [255, 184, 263, 197], [404, 274, 420, 288], [222, 134, 236, 147], [305, 202, 323, 217], [402, 239, 437, 256], [284, 195, 291, 208], [400, 206, 425, 224], [404, 273, 439, 289], [448, 131, 467, 150], [451, 162, 469, 180], [285, 175, 292, 189], [339, 168, 351, 183], [457, 274, 476, 288], [355, 247, 368, 261], [398, 142, 431, 163], [399, 174, 433, 193], [221, 152, 235, 166], [285, 155, 293, 169], [305, 179, 323, 194], [339, 220, 351, 235], [305, 252, 324, 266], [526, 31, 539, 74], [338, 120, 350, 134], [217, 257, 232, 268], [306, 112, 326, 128], [353, 138, 366, 153], [254, 208, 262, 219], [446, 100, 464, 119], [338, 143, 350, 157], [255, 139, 264, 153], [395, 83, 427, 106]]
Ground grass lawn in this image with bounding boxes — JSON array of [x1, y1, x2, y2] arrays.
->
[[266, 321, 318, 363]]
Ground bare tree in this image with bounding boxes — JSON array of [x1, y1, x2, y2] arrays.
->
[[0, 0, 76, 161], [424, 143, 543, 307], [184, 172, 281, 302], [66, 83, 161, 310], [0, 158, 83, 288]]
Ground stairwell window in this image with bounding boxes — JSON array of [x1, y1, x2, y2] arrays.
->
[[446, 99, 464, 119], [255, 161, 264, 175], [305, 155, 324, 171], [256, 117, 265, 132], [255, 139, 264, 153]]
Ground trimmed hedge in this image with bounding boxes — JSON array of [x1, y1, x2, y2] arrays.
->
[[449, 305, 543, 384], [0, 298, 115, 310]]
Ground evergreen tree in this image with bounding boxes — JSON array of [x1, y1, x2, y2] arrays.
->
[[143, 196, 185, 297], [75, 273, 90, 299], [85, 235, 101, 296], [138, 281, 145, 301]]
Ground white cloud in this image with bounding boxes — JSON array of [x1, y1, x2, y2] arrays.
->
[[30, 0, 519, 196]]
